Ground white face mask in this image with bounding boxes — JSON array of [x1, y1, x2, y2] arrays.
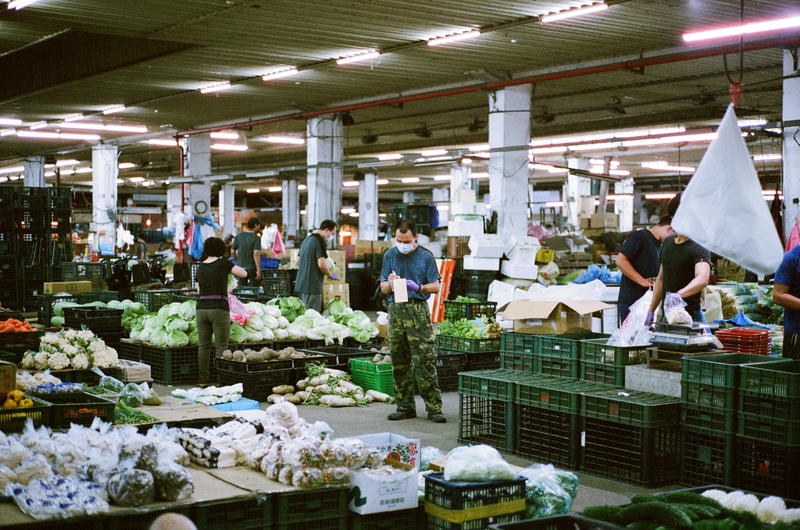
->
[[325, 235, 334, 244], [396, 241, 414, 254]]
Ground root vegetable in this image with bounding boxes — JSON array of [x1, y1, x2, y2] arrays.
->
[[267, 394, 283, 403], [272, 385, 295, 395], [316, 384, 333, 395], [318, 395, 355, 407], [372, 354, 383, 363], [309, 375, 332, 386], [296, 391, 311, 402], [282, 393, 301, 404], [366, 389, 393, 402], [379, 355, 391, 364], [296, 380, 308, 390], [337, 380, 360, 391]]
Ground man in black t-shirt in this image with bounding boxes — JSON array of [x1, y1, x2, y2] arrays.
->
[[617, 216, 673, 324], [232, 217, 262, 286], [294, 220, 338, 312]]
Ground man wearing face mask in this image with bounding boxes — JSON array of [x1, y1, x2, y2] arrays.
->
[[380, 219, 446, 423], [295, 219, 338, 313]]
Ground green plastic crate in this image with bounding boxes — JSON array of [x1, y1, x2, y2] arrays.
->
[[580, 339, 649, 367], [515, 376, 614, 414], [737, 412, 800, 446], [683, 353, 787, 389], [457, 369, 519, 401], [681, 403, 736, 433], [581, 361, 625, 387], [581, 389, 680, 427], [538, 332, 610, 360], [134, 288, 193, 312], [500, 332, 537, 354], [681, 381, 736, 410], [538, 356, 579, 379], [75, 290, 119, 304], [192, 494, 272, 530], [739, 390, 800, 421], [436, 334, 500, 354], [350, 357, 395, 396], [739, 360, 800, 399]]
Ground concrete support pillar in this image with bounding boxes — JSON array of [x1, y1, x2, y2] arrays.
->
[[23, 156, 45, 187], [282, 179, 299, 244], [450, 165, 472, 202], [184, 134, 212, 218], [565, 158, 592, 230], [220, 184, 236, 238], [488, 85, 531, 242], [92, 145, 119, 254], [358, 173, 379, 240], [783, 48, 800, 238], [307, 115, 343, 230]]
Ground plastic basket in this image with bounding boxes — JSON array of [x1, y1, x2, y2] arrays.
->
[[48, 208, 72, 233], [436, 334, 501, 354], [681, 381, 736, 410], [48, 187, 72, 210], [465, 351, 501, 371], [350, 357, 395, 396], [274, 486, 348, 525], [581, 389, 680, 428], [435, 353, 467, 392], [218, 367, 294, 401], [679, 426, 736, 487], [134, 288, 193, 312], [739, 360, 800, 399], [36, 292, 77, 326], [515, 376, 612, 414], [260, 256, 281, 269], [390, 204, 431, 226], [191, 494, 272, 530], [75, 290, 119, 304], [580, 361, 626, 387], [262, 277, 293, 299], [516, 405, 580, 469], [63, 306, 124, 330], [217, 356, 293, 373], [489, 514, 628, 530], [446, 237, 471, 259], [37, 392, 115, 429], [458, 394, 514, 453], [443, 301, 497, 321], [500, 333, 537, 354], [737, 412, 800, 446], [0, 394, 51, 433], [0, 257, 19, 282], [681, 403, 736, 433], [539, 356, 579, 379], [0, 329, 42, 357], [458, 369, 518, 401], [425, 472, 526, 516], [349, 509, 417, 530], [737, 436, 800, 500], [59, 262, 105, 291], [142, 344, 202, 385], [538, 332, 610, 360], [682, 353, 787, 389], [118, 339, 142, 362], [580, 339, 649, 367]]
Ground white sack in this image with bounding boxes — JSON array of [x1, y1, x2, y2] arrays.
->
[[672, 105, 783, 276]]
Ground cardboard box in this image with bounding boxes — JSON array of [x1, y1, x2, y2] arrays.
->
[[347, 459, 418, 514], [322, 283, 350, 308], [580, 217, 591, 229], [501, 261, 539, 280], [463, 255, 500, 271], [374, 241, 393, 255], [448, 219, 484, 237], [354, 240, 374, 260], [377, 323, 388, 339], [468, 235, 505, 258], [43, 281, 93, 294], [342, 432, 422, 470], [590, 213, 619, 229], [0, 361, 14, 396], [498, 299, 612, 335], [324, 250, 347, 284]]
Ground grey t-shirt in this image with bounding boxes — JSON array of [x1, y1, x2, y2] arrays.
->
[[232, 231, 261, 270], [295, 234, 328, 294]]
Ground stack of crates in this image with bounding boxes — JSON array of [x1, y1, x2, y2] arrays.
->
[[438, 333, 501, 371], [539, 333, 608, 379], [737, 359, 800, 499], [579, 335, 646, 386], [389, 204, 432, 236], [438, 300, 499, 385], [273, 486, 348, 530], [457, 369, 519, 453], [679, 353, 787, 487], [580, 389, 681, 487], [59, 262, 105, 291]]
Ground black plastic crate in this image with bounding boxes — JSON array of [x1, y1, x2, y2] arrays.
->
[[0, 256, 19, 281], [425, 472, 526, 511], [262, 268, 299, 282], [444, 300, 497, 321], [0, 280, 19, 311], [274, 486, 349, 525], [516, 405, 580, 469], [262, 277, 293, 298], [103, 506, 192, 530], [192, 494, 272, 530], [135, 288, 189, 312], [488, 514, 628, 530], [349, 509, 417, 530], [218, 356, 293, 374], [59, 262, 105, 291], [680, 426, 736, 487], [37, 392, 115, 429], [36, 292, 77, 326], [218, 367, 293, 401], [465, 351, 501, 371], [118, 339, 142, 362], [737, 436, 800, 500], [0, 394, 51, 433], [48, 187, 72, 210], [18, 207, 47, 233], [63, 306, 124, 329], [48, 208, 72, 233], [0, 329, 41, 357], [580, 416, 681, 487], [0, 232, 18, 255], [292, 352, 339, 381], [142, 344, 202, 385], [436, 353, 467, 392], [16, 186, 48, 210], [74, 290, 119, 304], [458, 393, 515, 453]]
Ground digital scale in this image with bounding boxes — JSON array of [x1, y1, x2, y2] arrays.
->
[[649, 322, 723, 352]]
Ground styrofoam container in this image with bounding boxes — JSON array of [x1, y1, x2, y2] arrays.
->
[[468, 235, 505, 258], [448, 219, 484, 237], [463, 255, 500, 271], [455, 189, 476, 203], [507, 245, 541, 265], [501, 261, 539, 280], [421, 241, 443, 258], [450, 202, 483, 216], [488, 280, 530, 307], [505, 235, 541, 261]]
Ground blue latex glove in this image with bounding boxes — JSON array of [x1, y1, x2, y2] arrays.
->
[[665, 292, 683, 307], [405, 279, 421, 293], [330, 273, 339, 281], [644, 312, 655, 327]]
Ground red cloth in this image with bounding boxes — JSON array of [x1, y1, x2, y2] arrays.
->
[[786, 220, 800, 252]]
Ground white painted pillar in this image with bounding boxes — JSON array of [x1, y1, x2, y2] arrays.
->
[[184, 134, 212, 218], [358, 173, 379, 240], [488, 85, 531, 242], [92, 145, 119, 254], [307, 115, 343, 230], [783, 48, 800, 238], [23, 156, 45, 187], [220, 183, 236, 238], [615, 178, 635, 232], [565, 158, 592, 229], [282, 179, 299, 243], [450, 165, 472, 202]]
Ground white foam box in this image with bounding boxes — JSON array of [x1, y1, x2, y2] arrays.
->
[[468, 235, 505, 258], [625, 364, 681, 397], [421, 241, 443, 258], [463, 255, 500, 271], [504, 235, 541, 261], [450, 202, 483, 216], [448, 219, 484, 237], [501, 261, 539, 280], [488, 280, 530, 308], [455, 189, 476, 203], [347, 459, 418, 514]]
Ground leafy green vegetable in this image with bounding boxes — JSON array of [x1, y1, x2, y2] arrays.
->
[[166, 330, 190, 348], [454, 296, 481, 303], [325, 298, 347, 316]]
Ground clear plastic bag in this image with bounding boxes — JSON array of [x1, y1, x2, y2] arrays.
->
[[608, 290, 653, 347], [420, 446, 444, 471], [107, 469, 155, 507], [119, 383, 147, 408], [443, 445, 515, 482], [518, 464, 575, 519], [664, 291, 692, 325], [92, 367, 125, 393]]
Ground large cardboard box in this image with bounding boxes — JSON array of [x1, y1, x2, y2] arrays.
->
[[347, 459, 418, 514], [0, 361, 15, 396], [341, 432, 422, 470], [43, 281, 93, 294], [498, 299, 612, 335], [374, 241, 393, 255], [324, 250, 347, 284], [354, 240, 374, 260], [580, 217, 591, 230], [590, 213, 619, 229], [322, 283, 350, 308]]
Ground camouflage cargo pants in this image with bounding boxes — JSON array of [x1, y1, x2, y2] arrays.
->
[[387, 300, 442, 414]]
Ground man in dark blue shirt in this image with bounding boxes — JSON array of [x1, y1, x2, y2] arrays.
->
[[380, 219, 445, 423], [294, 220, 338, 312], [773, 246, 800, 359]]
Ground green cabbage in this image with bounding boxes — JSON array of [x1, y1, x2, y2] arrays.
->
[[150, 328, 168, 347], [188, 329, 199, 346], [50, 316, 65, 327], [324, 298, 347, 317], [129, 302, 147, 314], [175, 300, 196, 320], [166, 316, 189, 332], [53, 301, 79, 317], [229, 322, 247, 343], [166, 330, 189, 348], [228, 274, 238, 292]]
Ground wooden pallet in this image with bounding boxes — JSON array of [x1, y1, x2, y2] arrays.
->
[[646, 346, 726, 371]]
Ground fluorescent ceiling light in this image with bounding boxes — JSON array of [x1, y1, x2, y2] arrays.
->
[[376, 179, 389, 185], [433, 175, 451, 181], [589, 159, 620, 167], [8, 176, 18, 181], [210, 131, 239, 140], [402, 177, 420, 183], [118, 163, 136, 169], [341, 208, 356, 214], [530, 126, 686, 147], [0, 118, 22, 126], [469, 144, 490, 152], [74, 167, 93, 174], [200, 82, 232, 94], [644, 193, 677, 200], [116, 179, 124, 185], [469, 172, 489, 179], [378, 153, 403, 161], [336, 51, 380, 65], [0, 177, 7, 183], [16, 131, 59, 139], [754, 154, 782, 161], [437, 204, 450, 211], [129, 177, 145, 182], [268, 186, 282, 192], [300, 210, 307, 215], [210, 144, 248, 151], [343, 181, 360, 187], [60, 122, 104, 130], [461, 158, 472, 165], [607, 194, 633, 200], [349, 212, 359, 218], [246, 188, 261, 193], [379, 213, 387, 217], [60, 133, 101, 141], [148, 139, 178, 146], [56, 159, 80, 167], [738, 119, 768, 127], [106, 124, 148, 133], [530, 163, 557, 170], [421, 149, 448, 157], [683, 15, 800, 43], [29, 121, 48, 130], [103, 105, 126, 115], [545, 201, 565, 207], [8, 0, 40, 10], [298, 184, 307, 190], [428, 29, 481, 46], [262, 136, 305, 145], [0, 165, 24, 175], [642, 162, 696, 172], [0, 129, 15, 137], [63, 114, 84, 123], [263, 68, 299, 81], [141, 181, 154, 187], [589, 167, 630, 176], [548, 167, 570, 174], [541, 3, 609, 23]]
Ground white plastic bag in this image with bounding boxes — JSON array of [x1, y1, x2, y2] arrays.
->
[[443, 445, 516, 482], [608, 291, 653, 347], [526, 279, 607, 302]]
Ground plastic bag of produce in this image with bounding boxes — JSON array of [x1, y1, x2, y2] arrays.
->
[[420, 446, 444, 471], [92, 367, 125, 393], [153, 462, 194, 501], [608, 290, 653, 347], [119, 383, 147, 408], [443, 445, 516, 482], [107, 469, 155, 507], [519, 464, 575, 519]]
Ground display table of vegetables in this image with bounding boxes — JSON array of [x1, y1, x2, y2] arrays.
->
[[19, 330, 120, 371], [49, 299, 149, 330]]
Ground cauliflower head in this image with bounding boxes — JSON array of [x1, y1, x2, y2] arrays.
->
[[20, 352, 35, 370], [70, 353, 90, 370], [92, 347, 118, 369], [47, 351, 70, 371], [33, 351, 50, 370], [63, 344, 79, 358]]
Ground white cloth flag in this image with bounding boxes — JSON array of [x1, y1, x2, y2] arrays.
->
[[672, 104, 783, 276]]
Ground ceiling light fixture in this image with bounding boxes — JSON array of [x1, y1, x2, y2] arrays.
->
[[210, 143, 248, 151], [0, 165, 24, 175], [29, 121, 48, 130], [7, 0, 39, 10], [18, 130, 102, 140], [437, 204, 450, 211], [461, 158, 472, 165], [0, 118, 22, 126], [545, 201, 565, 207], [262, 68, 299, 81], [60, 122, 104, 130], [118, 163, 136, 169], [74, 167, 93, 174], [116, 179, 124, 185], [103, 105, 126, 115], [469, 172, 489, 179], [336, 51, 380, 65], [589, 167, 631, 176], [421, 149, 448, 157], [376, 179, 389, 185], [361, 134, 378, 144], [401, 177, 420, 183], [148, 139, 178, 146], [349, 212, 359, 218], [56, 159, 80, 167], [341, 208, 356, 214], [644, 193, 678, 200], [246, 188, 261, 193], [63, 114, 84, 123], [263, 136, 305, 145], [427, 29, 481, 46], [589, 159, 620, 167], [268, 186, 282, 192], [106, 124, 148, 133], [210, 131, 239, 140], [641, 162, 696, 172], [754, 154, 782, 161], [738, 119, 768, 128], [683, 15, 800, 42], [342, 181, 360, 187], [0, 129, 15, 137], [298, 184, 307, 190], [129, 177, 146, 182], [469, 144, 491, 152], [378, 153, 403, 161], [433, 175, 452, 181], [300, 210, 307, 215], [200, 82, 232, 94], [541, 2, 609, 23]]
